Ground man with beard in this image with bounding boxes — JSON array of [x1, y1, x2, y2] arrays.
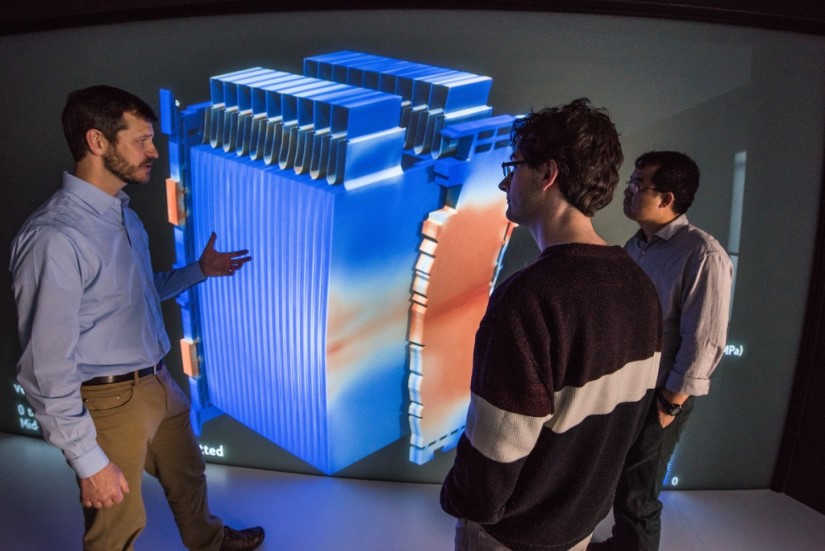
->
[[440, 99, 663, 551], [10, 86, 264, 551]]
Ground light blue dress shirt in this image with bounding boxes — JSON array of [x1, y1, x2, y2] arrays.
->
[[625, 214, 733, 396], [10, 172, 205, 478]]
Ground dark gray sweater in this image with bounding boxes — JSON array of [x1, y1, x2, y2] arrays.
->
[[441, 244, 662, 551]]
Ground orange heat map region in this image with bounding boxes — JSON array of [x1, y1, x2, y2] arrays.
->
[[408, 164, 513, 464]]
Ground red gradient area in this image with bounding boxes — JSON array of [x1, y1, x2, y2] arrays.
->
[[409, 200, 512, 456]]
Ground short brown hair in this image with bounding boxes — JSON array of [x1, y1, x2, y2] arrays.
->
[[62, 85, 157, 162]]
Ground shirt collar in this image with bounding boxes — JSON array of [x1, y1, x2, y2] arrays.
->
[[633, 213, 690, 244], [62, 172, 130, 215], [653, 213, 689, 241]]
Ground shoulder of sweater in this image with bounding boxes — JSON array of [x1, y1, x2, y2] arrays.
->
[[491, 246, 633, 302]]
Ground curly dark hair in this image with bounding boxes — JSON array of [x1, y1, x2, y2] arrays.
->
[[62, 85, 157, 162], [635, 151, 699, 214], [509, 98, 623, 217]]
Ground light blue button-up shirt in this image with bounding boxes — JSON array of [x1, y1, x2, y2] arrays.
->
[[10, 172, 205, 478], [625, 214, 733, 396]]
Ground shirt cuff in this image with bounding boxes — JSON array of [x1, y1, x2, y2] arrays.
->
[[665, 371, 710, 397], [69, 445, 110, 479], [183, 261, 207, 285]]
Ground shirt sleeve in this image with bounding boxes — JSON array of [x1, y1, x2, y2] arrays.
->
[[665, 248, 733, 396], [124, 204, 205, 301], [11, 227, 109, 478], [441, 300, 552, 523], [153, 261, 206, 301]]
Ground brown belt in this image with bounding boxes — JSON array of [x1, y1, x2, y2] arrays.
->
[[81, 362, 163, 386]]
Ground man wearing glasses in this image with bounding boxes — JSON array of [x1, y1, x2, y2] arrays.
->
[[440, 99, 663, 551], [590, 151, 733, 550]]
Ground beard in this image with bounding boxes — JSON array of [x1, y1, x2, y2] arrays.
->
[[104, 147, 151, 185]]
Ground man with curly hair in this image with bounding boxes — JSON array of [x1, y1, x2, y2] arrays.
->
[[441, 99, 663, 551]]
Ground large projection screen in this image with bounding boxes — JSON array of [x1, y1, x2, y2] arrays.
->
[[1, 9, 823, 489]]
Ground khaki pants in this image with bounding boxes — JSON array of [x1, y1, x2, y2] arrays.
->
[[80, 367, 223, 551], [455, 519, 593, 551]]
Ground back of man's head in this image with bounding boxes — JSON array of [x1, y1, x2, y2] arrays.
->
[[635, 151, 699, 214], [62, 85, 157, 162], [509, 98, 623, 217]]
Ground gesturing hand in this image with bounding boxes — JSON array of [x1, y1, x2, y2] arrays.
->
[[198, 232, 252, 277], [80, 462, 130, 509]]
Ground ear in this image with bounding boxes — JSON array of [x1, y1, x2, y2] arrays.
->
[[541, 159, 559, 190], [659, 191, 676, 209], [84, 129, 108, 156]]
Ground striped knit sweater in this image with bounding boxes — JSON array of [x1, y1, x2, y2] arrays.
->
[[441, 243, 662, 551]]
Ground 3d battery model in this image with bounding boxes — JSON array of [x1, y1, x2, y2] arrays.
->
[[160, 51, 515, 474]]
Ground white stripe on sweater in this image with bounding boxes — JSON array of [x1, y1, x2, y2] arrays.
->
[[465, 352, 660, 463]]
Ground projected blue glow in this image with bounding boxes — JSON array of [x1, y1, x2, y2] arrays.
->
[[162, 52, 514, 474]]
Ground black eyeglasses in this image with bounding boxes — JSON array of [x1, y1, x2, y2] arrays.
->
[[626, 180, 665, 194], [501, 160, 527, 178]]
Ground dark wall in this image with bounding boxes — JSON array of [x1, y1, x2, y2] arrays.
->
[[2, 0, 825, 36], [773, 155, 825, 515]]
